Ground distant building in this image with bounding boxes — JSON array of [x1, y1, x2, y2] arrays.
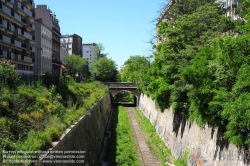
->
[[82, 43, 98, 68], [36, 5, 61, 76], [215, 0, 240, 20], [34, 18, 52, 74], [0, 0, 36, 74], [60, 34, 82, 56], [60, 38, 67, 75]]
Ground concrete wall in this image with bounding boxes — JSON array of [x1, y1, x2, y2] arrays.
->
[[139, 94, 250, 166], [41, 93, 112, 166]]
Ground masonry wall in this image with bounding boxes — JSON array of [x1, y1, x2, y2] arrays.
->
[[139, 94, 250, 166], [41, 93, 112, 166]]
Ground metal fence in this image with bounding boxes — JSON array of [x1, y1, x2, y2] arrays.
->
[[0, 74, 68, 91]]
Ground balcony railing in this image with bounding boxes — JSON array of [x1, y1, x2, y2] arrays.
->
[[1, 20, 7, 29], [29, 46, 35, 52], [24, 56, 32, 63], [2, 35, 11, 44], [6, 0, 15, 4], [2, 4, 11, 16], [27, 0, 35, 8], [14, 40, 21, 47], [30, 23, 35, 30], [0, 50, 8, 58], [18, 2, 33, 17], [21, 17, 26, 24], [21, 43, 26, 48], [24, 31, 32, 40], [52, 27, 61, 35], [14, 13, 21, 22]]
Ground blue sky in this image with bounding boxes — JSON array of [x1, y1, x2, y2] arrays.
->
[[34, 0, 167, 70]]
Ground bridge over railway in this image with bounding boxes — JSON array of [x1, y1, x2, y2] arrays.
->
[[102, 82, 140, 106]]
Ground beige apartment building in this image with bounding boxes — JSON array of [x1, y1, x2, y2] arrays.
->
[[0, 0, 36, 75], [35, 5, 61, 76], [34, 18, 52, 74]]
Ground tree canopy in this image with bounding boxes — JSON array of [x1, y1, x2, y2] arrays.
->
[[90, 57, 118, 82], [66, 54, 88, 77], [136, 1, 250, 148], [120, 55, 150, 83]]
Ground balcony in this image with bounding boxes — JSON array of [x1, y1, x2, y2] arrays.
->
[[24, 56, 32, 63], [52, 27, 61, 36], [14, 40, 21, 47], [2, 35, 11, 44], [30, 23, 35, 30], [1, 19, 7, 29], [1, 4, 11, 16], [14, 13, 21, 22], [18, 2, 32, 18], [6, 0, 15, 5], [27, 0, 35, 8], [21, 17, 26, 24], [0, 50, 8, 58], [24, 31, 32, 40], [29, 46, 35, 52], [21, 43, 26, 48]]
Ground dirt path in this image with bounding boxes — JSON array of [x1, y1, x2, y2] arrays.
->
[[126, 107, 160, 166]]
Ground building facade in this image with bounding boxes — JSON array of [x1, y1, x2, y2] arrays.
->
[[82, 43, 98, 68], [60, 34, 82, 56], [215, 0, 240, 20], [35, 5, 61, 76], [34, 18, 52, 74], [0, 0, 36, 75], [60, 38, 67, 75]]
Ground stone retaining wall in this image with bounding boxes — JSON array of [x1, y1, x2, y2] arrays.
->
[[41, 93, 112, 166], [139, 94, 250, 166]]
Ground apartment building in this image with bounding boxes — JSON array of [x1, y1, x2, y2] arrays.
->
[[215, 0, 240, 20], [0, 0, 36, 75], [35, 5, 61, 76], [60, 34, 82, 56], [82, 43, 98, 68], [34, 18, 52, 74]]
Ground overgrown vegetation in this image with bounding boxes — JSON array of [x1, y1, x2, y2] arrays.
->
[[174, 149, 189, 166], [106, 106, 140, 165], [114, 91, 134, 104], [133, 108, 173, 165], [134, 0, 250, 148], [90, 57, 118, 82], [0, 62, 108, 164]]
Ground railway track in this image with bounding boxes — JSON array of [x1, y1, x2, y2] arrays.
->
[[126, 107, 160, 166]]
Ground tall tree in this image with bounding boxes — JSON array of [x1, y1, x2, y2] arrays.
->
[[90, 57, 118, 82], [66, 54, 88, 77], [91, 43, 109, 58], [120, 55, 150, 83]]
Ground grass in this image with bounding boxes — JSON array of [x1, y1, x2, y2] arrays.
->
[[133, 107, 174, 166], [106, 106, 140, 166], [174, 149, 189, 166]]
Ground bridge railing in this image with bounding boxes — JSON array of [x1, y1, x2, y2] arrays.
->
[[102, 82, 136, 88]]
